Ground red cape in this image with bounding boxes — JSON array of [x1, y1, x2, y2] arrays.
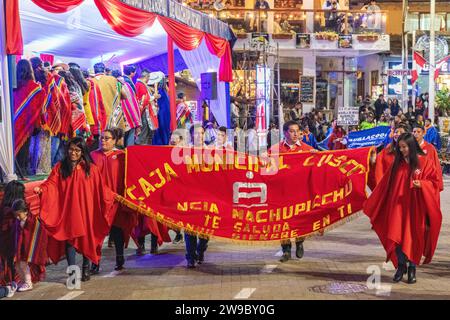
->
[[363, 155, 442, 267], [368, 144, 396, 190], [91, 149, 138, 246], [0, 206, 48, 284], [421, 140, 443, 191], [53, 74, 72, 137], [13, 80, 46, 155], [87, 79, 107, 136], [39, 162, 115, 265]]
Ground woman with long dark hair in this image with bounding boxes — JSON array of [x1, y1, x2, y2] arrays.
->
[[34, 137, 115, 282], [13, 59, 46, 175], [90, 128, 137, 272], [0, 181, 25, 287], [373, 124, 409, 185], [364, 133, 442, 284]]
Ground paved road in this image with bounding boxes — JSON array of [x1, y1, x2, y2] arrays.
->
[[9, 177, 450, 300]]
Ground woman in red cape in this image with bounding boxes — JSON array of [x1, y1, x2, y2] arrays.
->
[[364, 133, 442, 284], [35, 137, 115, 282], [90, 128, 137, 272], [368, 124, 408, 189]]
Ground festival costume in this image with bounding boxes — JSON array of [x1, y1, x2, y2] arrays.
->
[[91, 149, 137, 246], [136, 80, 159, 145], [92, 73, 121, 125], [39, 162, 115, 265], [420, 140, 444, 192], [364, 155, 442, 267], [271, 140, 313, 257], [86, 79, 107, 137], [176, 100, 193, 129], [424, 124, 442, 151], [13, 80, 45, 156]]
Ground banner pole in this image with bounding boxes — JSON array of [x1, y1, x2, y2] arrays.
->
[[167, 35, 177, 132]]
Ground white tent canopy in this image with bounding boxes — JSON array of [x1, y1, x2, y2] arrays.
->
[[0, 0, 228, 180]]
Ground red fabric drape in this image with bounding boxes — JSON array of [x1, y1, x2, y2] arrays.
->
[[167, 36, 177, 132], [39, 53, 54, 65], [205, 34, 233, 82], [93, 0, 157, 37], [158, 16, 204, 50], [30, 0, 84, 13], [5, 0, 23, 55]]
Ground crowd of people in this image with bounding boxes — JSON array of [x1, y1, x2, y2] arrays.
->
[[12, 58, 171, 180], [0, 56, 446, 298]]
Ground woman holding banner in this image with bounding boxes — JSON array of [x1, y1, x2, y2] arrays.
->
[[90, 128, 138, 272], [364, 133, 442, 284]]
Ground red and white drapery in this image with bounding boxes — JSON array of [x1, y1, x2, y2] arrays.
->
[[412, 51, 450, 85], [5, 0, 233, 130]]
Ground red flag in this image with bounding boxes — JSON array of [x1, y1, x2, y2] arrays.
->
[[412, 51, 427, 84]]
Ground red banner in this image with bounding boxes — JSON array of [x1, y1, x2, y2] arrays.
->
[[118, 146, 372, 242]]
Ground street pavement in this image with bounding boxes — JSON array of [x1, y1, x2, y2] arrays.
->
[[8, 176, 450, 300]]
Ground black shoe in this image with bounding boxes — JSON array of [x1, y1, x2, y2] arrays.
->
[[136, 245, 145, 256], [279, 252, 291, 263], [197, 251, 205, 264], [393, 264, 407, 283], [187, 260, 196, 269], [90, 263, 100, 275], [295, 241, 304, 259], [81, 265, 91, 282], [150, 247, 158, 255], [407, 266, 416, 284], [115, 256, 125, 271]]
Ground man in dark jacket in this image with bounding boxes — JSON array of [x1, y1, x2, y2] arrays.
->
[[374, 94, 388, 120]]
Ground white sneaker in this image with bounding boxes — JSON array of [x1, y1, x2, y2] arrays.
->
[[6, 282, 18, 298], [17, 282, 33, 292]]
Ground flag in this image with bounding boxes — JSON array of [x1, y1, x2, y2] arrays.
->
[[412, 51, 426, 84]]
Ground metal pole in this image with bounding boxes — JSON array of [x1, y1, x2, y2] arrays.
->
[[401, 0, 408, 112], [412, 29, 416, 110], [429, 0, 436, 123]]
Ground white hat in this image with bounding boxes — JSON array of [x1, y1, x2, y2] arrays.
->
[[147, 71, 165, 85]]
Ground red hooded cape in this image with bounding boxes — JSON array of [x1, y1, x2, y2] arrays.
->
[[363, 155, 442, 267], [39, 162, 115, 265], [91, 149, 137, 246]]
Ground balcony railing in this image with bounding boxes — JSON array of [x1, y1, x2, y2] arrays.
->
[[407, 11, 450, 32], [190, 8, 388, 37]]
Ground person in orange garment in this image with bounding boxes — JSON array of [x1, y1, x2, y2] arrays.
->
[[90, 128, 138, 273], [364, 133, 442, 284], [270, 120, 317, 263], [372, 123, 409, 186], [34, 137, 115, 282], [412, 124, 443, 192]]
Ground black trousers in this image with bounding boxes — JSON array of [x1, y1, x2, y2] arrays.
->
[[281, 238, 304, 254], [65, 242, 90, 267], [184, 234, 208, 262], [110, 226, 124, 257], [137, 233, 158, 250]]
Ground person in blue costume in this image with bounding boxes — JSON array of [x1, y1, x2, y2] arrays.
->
[[424, 118, 442, 151]]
